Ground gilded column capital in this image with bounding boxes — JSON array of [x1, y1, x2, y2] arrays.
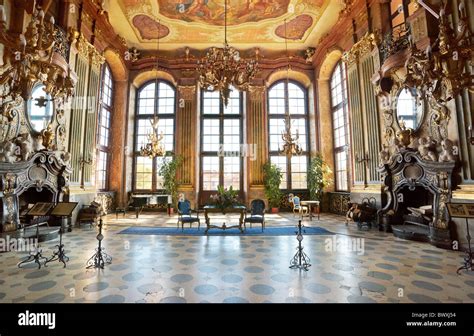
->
[[178, 85, 197, 101], [248, 85, 266, 100]]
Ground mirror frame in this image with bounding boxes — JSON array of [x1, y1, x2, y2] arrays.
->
[[394, 87, 426, 132], [26, 82, 55, 135]]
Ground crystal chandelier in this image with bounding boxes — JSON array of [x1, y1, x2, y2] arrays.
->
[[280, 20, 302, 160], [140, 116, 166, 158], [197, 0, 258, 107], [140, 21, 166, 158]]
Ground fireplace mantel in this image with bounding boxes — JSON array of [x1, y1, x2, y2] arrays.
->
[[0, 151, 71, 232], [378, 149, 456, 248]]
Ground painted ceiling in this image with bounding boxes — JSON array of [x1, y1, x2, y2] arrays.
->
[[106, 0, 342, 51]]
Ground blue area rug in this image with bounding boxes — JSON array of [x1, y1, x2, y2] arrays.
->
[[118, 226, 334, 236]]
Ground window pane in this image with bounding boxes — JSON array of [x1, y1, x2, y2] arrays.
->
[[291, 118, 307, 151], [269, 83, 285, 98], [157, 118, 174, 151], [223, 89, 240, 115], [135, 156, 153, 190], [270, 156, 287, 189], [331, 62, 350, 191], [223, 119, 240, 152], [223, 157, 240, 190], [202, 119, 220, 152], [96, 151, 108, 190], [102, 66, 113, 107], [203, 156, 220, 191], [203, 91, 220, 114], [335, 151, 348, 191], [269, 118, 285, 152], [291, 156, 307, 189], [136, 119, 153, 149]]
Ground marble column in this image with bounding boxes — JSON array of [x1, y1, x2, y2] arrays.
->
[[247, 86, 268, 205], [109, 80, 129, 207], [176, 85, 197, 205]]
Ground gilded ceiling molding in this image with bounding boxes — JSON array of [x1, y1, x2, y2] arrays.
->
[[177, 86, 196, 101], [342, 32, 379, 66]]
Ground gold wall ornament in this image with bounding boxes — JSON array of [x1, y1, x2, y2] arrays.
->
[[404, 1, 473, 103], [0, 5, 76, 102], [342, 32, 379, 66], [197, 0, 258, 107], [75, 33, 105, 67]]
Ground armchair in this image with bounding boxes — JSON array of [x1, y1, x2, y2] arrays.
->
[[290, 195, 308, 218], [177, 200, 200, 231], [244, 199, 266, 232]]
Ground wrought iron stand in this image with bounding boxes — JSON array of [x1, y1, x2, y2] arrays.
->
[[18, 223, 47, 269], [289, 220, 311, 271], [45, 226, 69, 268], [86, 217, 112, 269], [457, 218, 473, 274]]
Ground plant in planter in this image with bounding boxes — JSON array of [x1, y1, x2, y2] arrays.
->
[[308, 153, 333, 211], [158, 156, 183, 212], [263, 162, 283, 213], [210, 185, 240, 211]]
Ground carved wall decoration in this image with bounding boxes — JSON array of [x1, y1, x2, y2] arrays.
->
[[342, 32, 379, 66], [0, 152, 71, 232]]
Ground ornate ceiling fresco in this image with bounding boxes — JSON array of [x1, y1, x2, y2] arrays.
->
[[106, 0, 342, 51]]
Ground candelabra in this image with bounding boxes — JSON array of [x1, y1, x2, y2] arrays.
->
[[44, 226, 69, 268], [86, 217, 112, 269], [18, 224, 47, 269], [289, 220, 311, 271]]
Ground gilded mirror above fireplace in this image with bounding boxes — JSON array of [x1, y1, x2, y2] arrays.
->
[[27, 84, 54, 133], [395, 87, 424, 131]]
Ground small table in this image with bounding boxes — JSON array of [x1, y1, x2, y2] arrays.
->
[[115, 208, 126, 219], [131, 194, 172, 218], [301, 201, 320, 220], [203, 205, 246, 234]]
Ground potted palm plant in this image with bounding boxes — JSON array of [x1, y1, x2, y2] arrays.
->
[[264, 162, 283, 213], [158, 156, 183, 213], [308, 153, 333, 212]]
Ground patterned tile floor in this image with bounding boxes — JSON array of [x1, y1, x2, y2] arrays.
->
[[1, 212, 473, 303]]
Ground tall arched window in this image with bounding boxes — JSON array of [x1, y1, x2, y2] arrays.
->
[[200, 89, 243, 194], [330, 62, 350, 191], [134, 80, 176, 191], [96, 64, 113, 190], [268, 81, 309, 190]]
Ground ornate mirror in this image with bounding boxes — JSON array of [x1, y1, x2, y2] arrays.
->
[[27, 84, 54, 133], [395, 88, 424, 131]]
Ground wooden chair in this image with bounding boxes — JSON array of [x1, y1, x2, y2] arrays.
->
[[177, 200, 200, 231], [244, 199, 266, 232]]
